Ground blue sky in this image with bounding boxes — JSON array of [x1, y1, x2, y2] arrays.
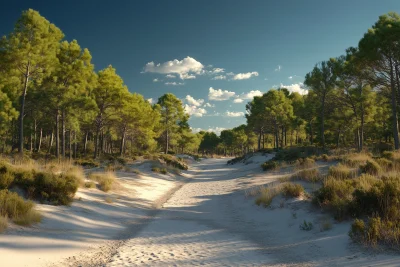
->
[[1, 0, 400, 134]]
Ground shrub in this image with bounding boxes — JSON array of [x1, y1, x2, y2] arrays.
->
[[0, 215, 7, 233], [152, 167, 160, 173], [292, 169, 321, 183], [0, 190, 41, 226], [360, 160, 381, 175], [85, 181, 96, 189], [321, 154, 329, 162], [282, 183, 304, 198], [159, 154, 188, 170], [89, 172, 116, 192], [328, 164, 357, 179], [0, 172, 14, 189], [342, 153, 372, 167], [74, 159, 100, 168], [227, 155, 245, 165], [295, 157, 315, 169], [299, 220, 313, 231], [376, 158, 393, 170], [255, 184, 282, 207], [273, 147, 319, 162], [319, 217, 333, 232], [262, 160, 279, 171]]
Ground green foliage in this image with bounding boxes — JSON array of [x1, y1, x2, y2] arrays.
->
[[0, 189, 41, 225], [159, 154, 188, 170], [299, 220, 313, 231], [282, 183, 304, 198], [261, 160, 279, 171]]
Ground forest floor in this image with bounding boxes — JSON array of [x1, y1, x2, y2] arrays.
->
[[2, 155, 400, 267]]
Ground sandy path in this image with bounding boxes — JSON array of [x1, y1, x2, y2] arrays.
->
[[107, 158, 276, 266]]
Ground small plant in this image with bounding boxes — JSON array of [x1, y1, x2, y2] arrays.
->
[[84, 181, 96, 189], [282, 183, 304, 198], [292, 211, 297, 219], [255, 184, 283, 207], [261, 160, 279, 171], [292, 169, 321, 183], [299, 220, 313, 231], [360, 160, 381, 175], [321, 154, 329, 162], [89, 172, 116, 192], [319, 217, 333, 232], [105, 196, 114, 203], [328, 164, 357, 179], [0, 215, 7, 233], [295, 157, 315, 169]]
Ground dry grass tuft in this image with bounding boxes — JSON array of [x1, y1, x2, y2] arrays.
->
[[89, 172, 116, 192], [0, 215, 7, 233], [328, 164, 358, 179], [292, 168, 322, 183], [255, 183, 283, 207]]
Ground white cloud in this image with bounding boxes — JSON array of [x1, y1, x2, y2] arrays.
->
[[212, 75, 226, 80], [185, 95, 204, 107], [143, 56, 204, 80], [233, 90, 263, 103], [153, 78, 159, 82], [147, 98, 154, 104], [184, 104, 207, 117], [165, 82, 184, 86], [275, 65, 282, 72], [279, 83, 308, 95], [180, 73, 196, 80], [204, 102, 215, 108], [225, 111, 245, 117], [208, 87, 236, 101], [288, 76, 293, 80], [226, 72, 234, 76], [211, 68, 225, 74], [232, 72, 259, 80], [166, 74, 176, 78]]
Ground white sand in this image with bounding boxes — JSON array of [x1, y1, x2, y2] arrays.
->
[[2, 154, 400, 266]]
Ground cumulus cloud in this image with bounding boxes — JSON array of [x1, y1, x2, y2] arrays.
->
[[147, 98, 154, 104], [204, 102, 215, 108], [233, 90, 263, 104], [233, 98, 244, 103], [232, 72, 259, 80], [226, 111, 245, 117], [211, 68, 225, 74], [165, 82, 184, 86], [185, 95, 204, 107], [166, 74, 176, 78], [153, 78, 160, 82], [184, 105, 207, 117], [280, 83, 308, 95], [143, 56, 204, 80], [226, 72, 234, 76], [275, 65, 282, 72], [208, 87, 236, 101], [212, 75, 226, 80]]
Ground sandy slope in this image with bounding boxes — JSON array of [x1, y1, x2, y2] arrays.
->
[[2, 155, 400, 266], [0, 161, 183, 267]]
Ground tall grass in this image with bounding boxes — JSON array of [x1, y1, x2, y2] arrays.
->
[[89, 172, 116, 192]]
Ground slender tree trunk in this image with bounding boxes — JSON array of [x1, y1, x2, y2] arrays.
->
[[74, 131, 77, 159], [257, 130, 261, 150], [56, 111, 60, 158], [310, 121, 314, 145], [94, 127, 100, 159], [321, 93, 326, 149], [62, 109, 66, 158], [38, 128, 42, 152], [18, 65, 30, 156], [33, 119, 37, 152], [48, 131, 54, 154], [120, 128, 126, 156], [69, 130, 72, 161], [165, 128, 169, 154], [390, 59, 400, 150], [83, 132, 88, 155], [275, 120, 279, 149]]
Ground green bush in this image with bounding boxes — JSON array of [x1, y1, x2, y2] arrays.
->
[[296, 157, 315, 169], [262, 160, 279, 171], [0, 172, 14, 189], [292, 169, 321, 182], [328, 164, 357, 179], [74, 159, 100, 168], [360, 160, 381, 175], [299, 220, 313, 231], [159, 154, 188, 170], [282, 183, 304, 198], [89, 172, 116, 192], [227, 155, 245, 165], [0, 189, 41, 226]]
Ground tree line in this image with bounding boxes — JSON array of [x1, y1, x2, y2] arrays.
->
[[241, 12, 400, 153], [0, 9, 203, 159]]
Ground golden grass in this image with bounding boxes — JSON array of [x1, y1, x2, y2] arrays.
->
[[13, 209, 42, 226], [0, 215, 7, 233], [292, 168, 322, 182], [89, 172, 116, 192], [328, 163, 358, 179], [255, 183, 284, 207]]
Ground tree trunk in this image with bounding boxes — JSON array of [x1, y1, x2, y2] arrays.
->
[[18, 65, 30, 156], [321, 94, 326, 149], [83, 132, 88, 155], [56, 111, 60, 158], [48, 131, 54, 154], [390, 59, 400, 150], [69, 130, 72, 161], [120, 128, 126, 156], [38, 128, 42, 152], [275, 120, 279, 149], [165, 128, 169, 154], [74, 131, 77, 159], [62, 109, 66, 158]]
